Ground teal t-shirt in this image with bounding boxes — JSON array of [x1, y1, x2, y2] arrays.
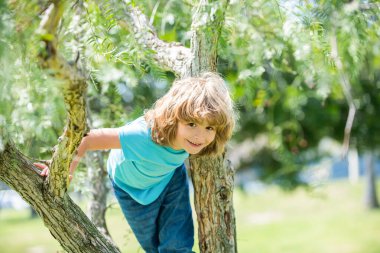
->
[[107, 117, 189, 205]]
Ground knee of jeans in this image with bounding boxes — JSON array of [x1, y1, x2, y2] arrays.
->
[[158, 242, 194, 253]]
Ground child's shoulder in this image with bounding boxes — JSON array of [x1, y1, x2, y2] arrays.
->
[[119, 116, 147, 136]]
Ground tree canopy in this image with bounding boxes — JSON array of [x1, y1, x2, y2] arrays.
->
[[1, 1, 380, 187]]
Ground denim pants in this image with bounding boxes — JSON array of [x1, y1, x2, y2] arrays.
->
[[111, 164, 194, 253]]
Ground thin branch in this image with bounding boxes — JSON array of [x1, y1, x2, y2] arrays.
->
[[330, 28, 356, 157]]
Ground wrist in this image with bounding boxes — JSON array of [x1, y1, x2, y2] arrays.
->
[[76, 136, 88, 157], [72, 156, 82, 163]]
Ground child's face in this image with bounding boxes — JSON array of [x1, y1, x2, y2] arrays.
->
[[171, 120, 216, 154]]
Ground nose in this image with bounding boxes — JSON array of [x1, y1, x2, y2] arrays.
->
[[194, 128, 207, 141]]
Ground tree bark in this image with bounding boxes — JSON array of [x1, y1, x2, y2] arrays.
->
[[0, 142, 120, 253], [187, 0, 229, 76], [189, 154, 237, 253], [364, 150, 379, 209], [38, 1, 89, 198]]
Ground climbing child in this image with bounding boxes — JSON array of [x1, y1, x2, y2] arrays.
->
[[36, 72, 236, 252]]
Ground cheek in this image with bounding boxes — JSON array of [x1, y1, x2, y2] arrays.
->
[[176, 126, 189, 139], [208, 132, 216, 143]]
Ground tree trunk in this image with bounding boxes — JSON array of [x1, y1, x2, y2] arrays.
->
[[189, 155, 237, 253], [0, 142, 120, 253], [85, 100, 113, 240], [86, 151, 112, 240], [348, 148, 359, 184], [187, 0, 228, 77], [364, 150, 379, 209], [188, 1, 238, 252]]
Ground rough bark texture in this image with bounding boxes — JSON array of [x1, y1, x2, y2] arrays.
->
[[0, 143, 120, 253], [45, 77, 88, 198], [38, 1, 89, 198], [189, 155, 237, 253]]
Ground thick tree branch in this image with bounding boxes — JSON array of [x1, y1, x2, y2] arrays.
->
[[188, 0, 230, 77], [0, 143, 120, 253], [120, 0, 191, 77], [38, 1, 89, 197]]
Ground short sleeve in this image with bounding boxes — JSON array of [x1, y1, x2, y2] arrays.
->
[[118, 117, 150, 161]]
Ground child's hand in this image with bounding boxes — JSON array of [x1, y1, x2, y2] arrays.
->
[[34, 162, 50, 177], [34, 162, 73, 181]]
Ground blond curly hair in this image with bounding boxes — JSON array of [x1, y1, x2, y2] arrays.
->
[[144, 72, 236, 156]]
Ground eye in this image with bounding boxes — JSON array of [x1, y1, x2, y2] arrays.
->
[[188, 122, 196, 127], [206, 126, 215, 131]]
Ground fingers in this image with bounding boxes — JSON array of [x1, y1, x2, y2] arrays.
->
[[34, 162, 47, 170], [41, 167, 50, 176], [33, 162, 72, 180], [33, 163, 49, 177]]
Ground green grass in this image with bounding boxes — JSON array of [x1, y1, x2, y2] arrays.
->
[[1, 180, 380, 253]]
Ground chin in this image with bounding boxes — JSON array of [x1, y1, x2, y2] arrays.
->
[[188, 148, 204, 155]]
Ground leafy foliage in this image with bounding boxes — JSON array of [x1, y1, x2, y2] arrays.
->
[[216, 0, 380, 187], [0, 2, 65, 157], [2, 0, 380, 189]]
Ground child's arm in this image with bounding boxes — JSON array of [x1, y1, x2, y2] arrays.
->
[[36, 128, 120, 180], [76, 128, 121, 154], [68, 128, 120, 176]]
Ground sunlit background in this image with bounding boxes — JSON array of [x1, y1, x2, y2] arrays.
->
[[1, 0, 380, 252]]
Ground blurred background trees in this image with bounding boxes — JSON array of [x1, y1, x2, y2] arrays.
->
[[1, 0, 380, 252]]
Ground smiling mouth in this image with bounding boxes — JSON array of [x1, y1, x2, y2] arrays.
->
[[187, 140, 202, 147]]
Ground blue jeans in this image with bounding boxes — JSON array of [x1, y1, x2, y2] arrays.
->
[[111, 164, 194, 253]]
